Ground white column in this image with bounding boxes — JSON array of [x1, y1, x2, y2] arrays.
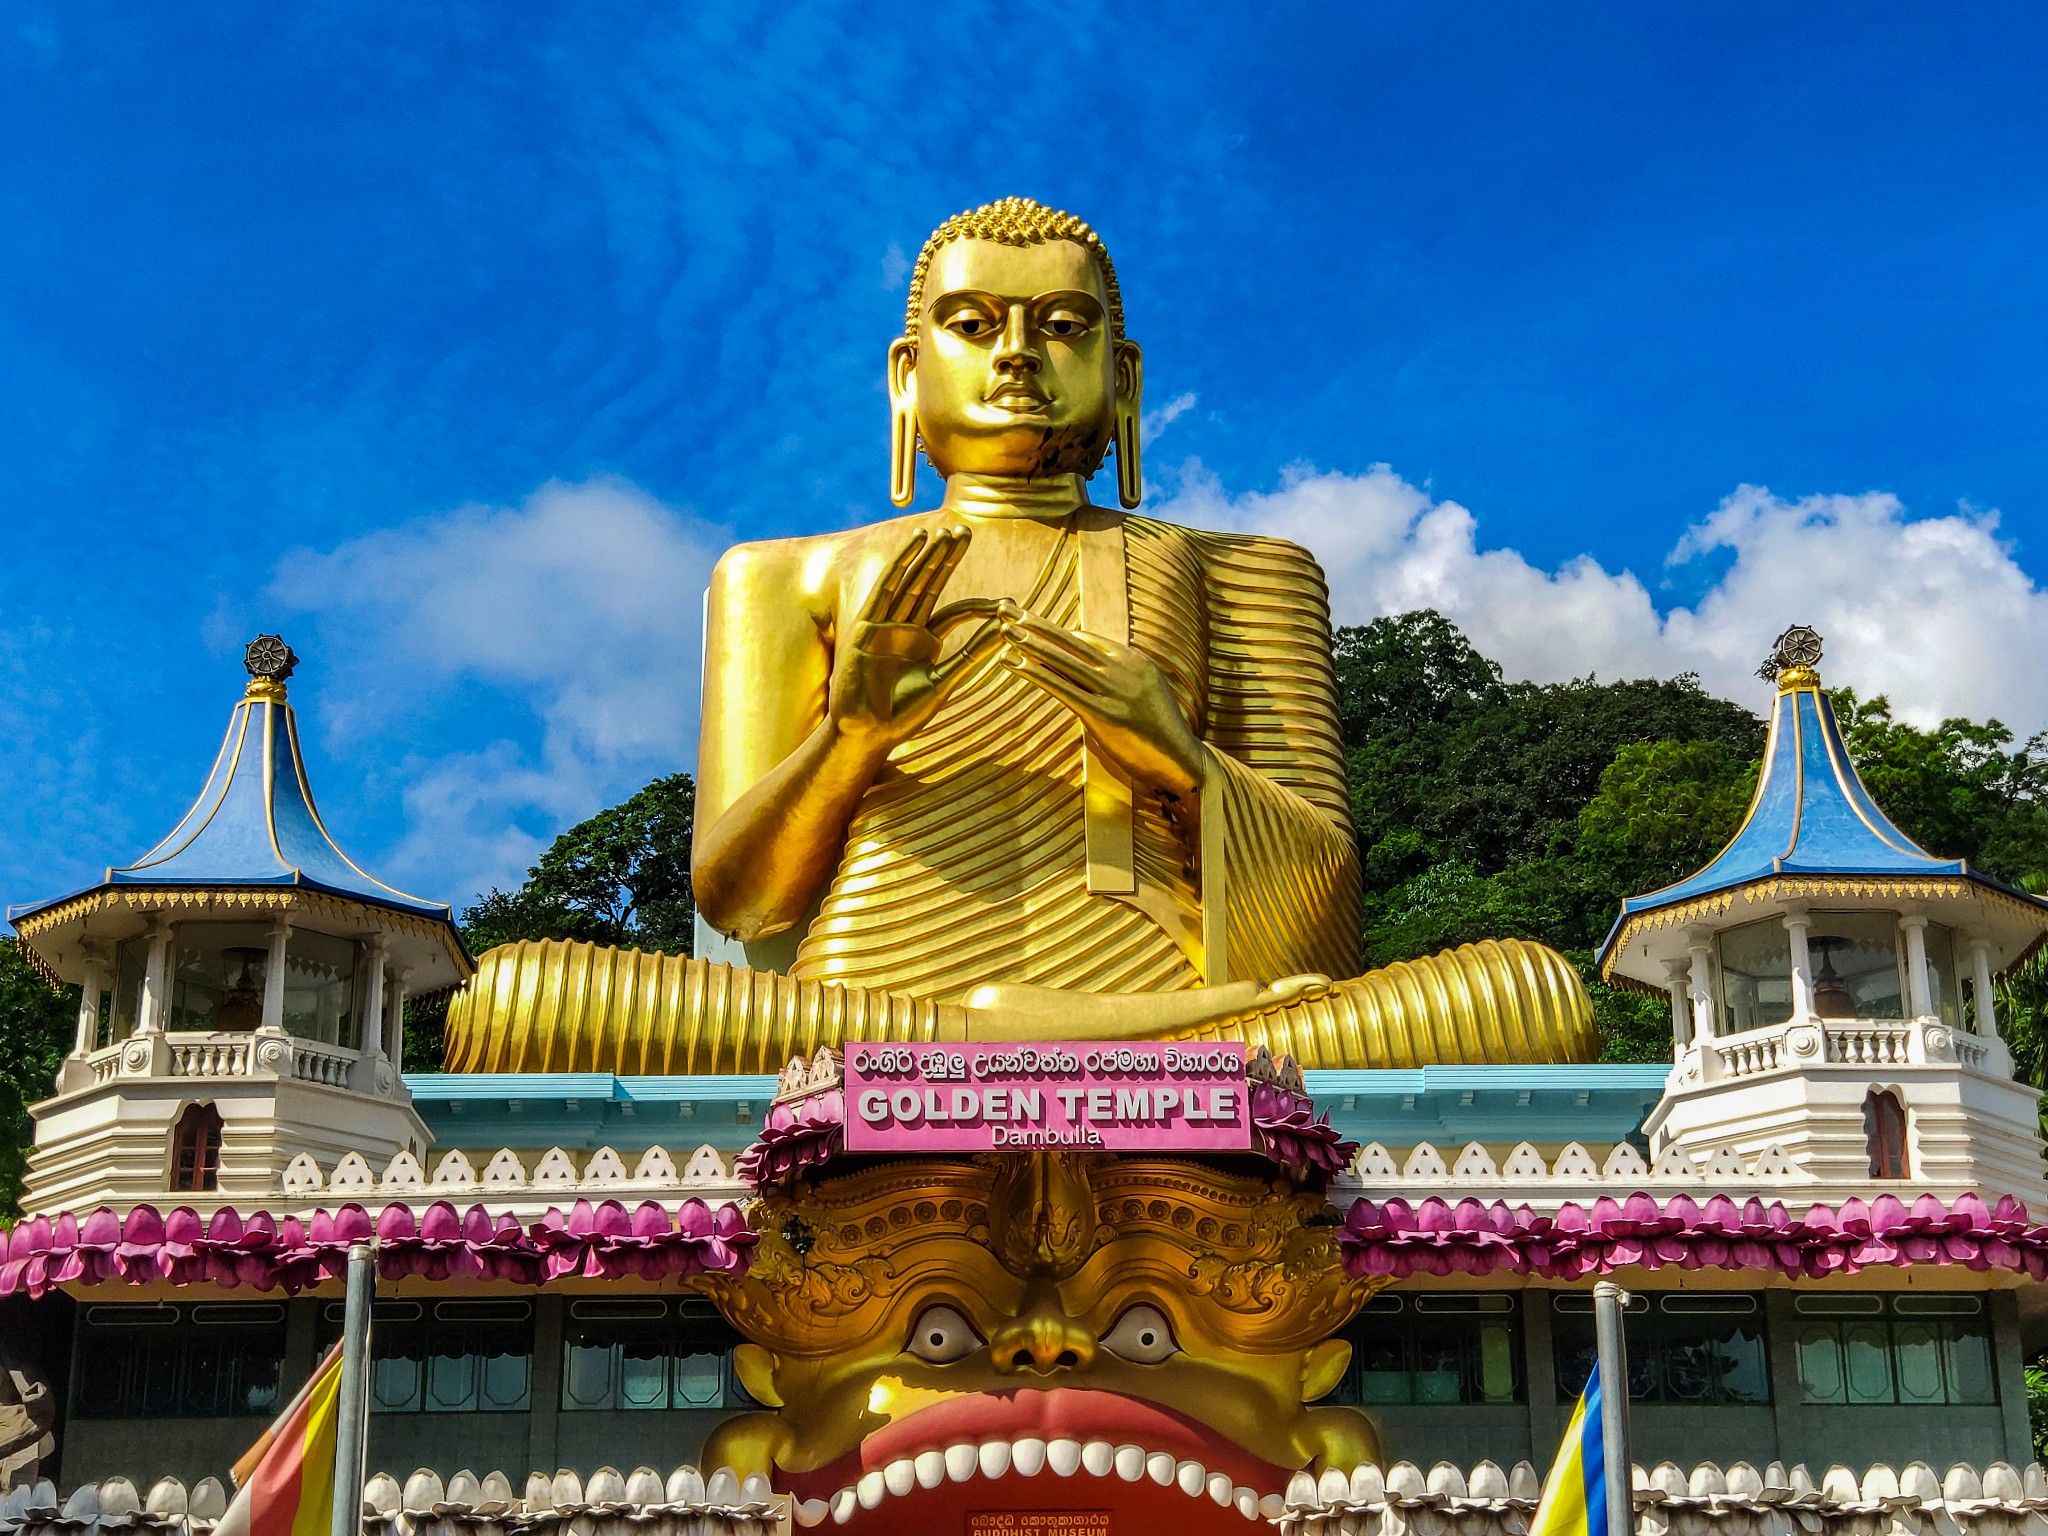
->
[[261, 915, 292, 1032], [360, 938, 388, 1059], [1900, 915, 1933, 1020], [136, 914, 173, 1035], [1687, 933, 1718, 1041], [1663, 958, 1692, 1054], [1968, 937, 1997, 1036], [384, 967, 411, 1069], [74, 946, 108, 1056], [1782, 902, 1814, 1023]]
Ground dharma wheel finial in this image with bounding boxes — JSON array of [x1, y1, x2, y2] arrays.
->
[[1759, 624, 1823, 690], [243, 634, 298, 700]]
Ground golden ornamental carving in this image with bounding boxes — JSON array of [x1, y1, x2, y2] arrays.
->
[[696, 1151, 1385, 1501], [13, 886, 467, 981], [1601, 873, 2046, 985], [982, 1147, 1104, 1278]]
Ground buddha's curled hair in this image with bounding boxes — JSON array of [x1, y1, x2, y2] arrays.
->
[[904, 196, 1126, 341]]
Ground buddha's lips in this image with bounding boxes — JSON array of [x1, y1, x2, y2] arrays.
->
[[779, 1386, 1289, 1500]]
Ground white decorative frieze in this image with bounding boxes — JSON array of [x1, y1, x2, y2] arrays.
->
[[263, 1143, 748, 1212], [1279, 1458, 2048, 1536], [1333, 1138, 1808, 1207]]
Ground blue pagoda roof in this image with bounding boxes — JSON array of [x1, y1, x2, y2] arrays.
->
[[113, 687, 448, 915], [10, 656, 450, 925], [1600, 671, 2043, 967]]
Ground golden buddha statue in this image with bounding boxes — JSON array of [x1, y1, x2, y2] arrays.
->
[[443, 198, 1595, 1073]]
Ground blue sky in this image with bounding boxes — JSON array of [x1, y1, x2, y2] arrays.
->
[[8, 4, 2048, 913]]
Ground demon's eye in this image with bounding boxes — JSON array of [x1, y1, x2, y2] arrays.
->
[[1102, 1304, 1179, 1365], [906, 1304, 982, 1364]]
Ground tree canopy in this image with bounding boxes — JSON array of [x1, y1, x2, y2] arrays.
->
[[0, 942, 78, 1217], [1335, 611, 2048, 1061], [403, 772, 698, 1070], [461, 773, 697, 955]]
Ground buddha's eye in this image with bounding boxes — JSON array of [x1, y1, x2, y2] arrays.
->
[[1101, 1304, 1178, 1365], [905, 1304, 982, 1364], [1041, 312, 1089, 339], [943, 310, 1000, 339]]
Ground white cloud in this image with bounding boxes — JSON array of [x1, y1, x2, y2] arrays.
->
[[1142, 391, 1198, 442], [1157, 462, 2048, 733], [880, 240, 910, 293], [270, 477, 729, 895]]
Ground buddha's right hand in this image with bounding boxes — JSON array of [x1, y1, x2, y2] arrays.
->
[[829, 528, 1009, 752]]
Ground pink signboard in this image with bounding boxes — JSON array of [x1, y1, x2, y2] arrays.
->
[[843, 1042, 1250, 1153]]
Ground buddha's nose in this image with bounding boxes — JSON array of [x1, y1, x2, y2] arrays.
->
[[994, 305, 1040, 373], [989, 1284, 1096, 1376]]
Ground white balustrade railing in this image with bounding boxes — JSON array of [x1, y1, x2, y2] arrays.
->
[[13, 1458, 2047, 1536], [1692, 1012, 2008, 1081], [168, 1037, 251, 1079], [0, 1462, 784, 1534], [74, 1030, 376, 1092], [1713, 1033, 1782, 1078], [1825, 1022, 1912, 1065], [287, 1039, 354, 1088], [1280, 1458, 2048, 1534]]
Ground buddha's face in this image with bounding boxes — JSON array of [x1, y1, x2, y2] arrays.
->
[[894, 236, 1140, 481]]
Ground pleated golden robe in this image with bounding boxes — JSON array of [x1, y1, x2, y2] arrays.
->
[[785, 512, 1363, 997], [439, 510, 1598, 1074]]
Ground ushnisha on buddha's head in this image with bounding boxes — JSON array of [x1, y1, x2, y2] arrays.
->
[[889, 197, 1144, 507]]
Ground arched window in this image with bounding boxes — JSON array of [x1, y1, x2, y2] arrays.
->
[[171, 1103, 223, 1192], [1863, 1089, 1908, 1180]]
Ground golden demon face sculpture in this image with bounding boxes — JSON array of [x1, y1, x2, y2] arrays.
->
[[699, 1151, 1381, 1531]]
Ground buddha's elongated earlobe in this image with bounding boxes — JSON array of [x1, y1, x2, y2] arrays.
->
[[1114, 340, 1143, 508], [888, 338, 919, 508]]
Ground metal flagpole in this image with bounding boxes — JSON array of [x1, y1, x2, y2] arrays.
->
[[330, 1242, 375, 1536], [1592, 1281, 1634, 1536]]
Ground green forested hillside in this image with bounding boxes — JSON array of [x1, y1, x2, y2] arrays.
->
[[1337, 611, 2048, 1058]]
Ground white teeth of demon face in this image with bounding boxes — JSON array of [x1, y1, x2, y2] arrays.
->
[[788, 1437, 1291, 1526]]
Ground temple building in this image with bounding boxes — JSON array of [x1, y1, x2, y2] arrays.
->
[[0, 624, 2044, 1536], [6, 194, 2048, 1535]]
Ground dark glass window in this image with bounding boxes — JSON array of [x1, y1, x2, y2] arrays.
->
[[1333, 1293, 1523, 1407], [1554, 1292, 1769, 1405], [322, 1299, 532, 1413], [1794, 1294, 1994, 1406], [282, 930, 365, 1049], [171, 1103, 223, 1192], [561, 1299, 744, 1411], [72, 1303, 284, 1419], [1864, 1090, 1909, 1180], [166, 923, 275, 1032], [109, 934, 149, 1039]]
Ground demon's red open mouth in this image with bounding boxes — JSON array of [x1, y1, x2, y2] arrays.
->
[[783, 1386, 1295, 1528]]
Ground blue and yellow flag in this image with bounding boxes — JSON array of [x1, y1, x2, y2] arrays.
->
[[1530, 1361, 1608, 1536]]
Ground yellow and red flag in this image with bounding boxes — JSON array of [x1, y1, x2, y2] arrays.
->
[[214, 1342, 347, 1536]]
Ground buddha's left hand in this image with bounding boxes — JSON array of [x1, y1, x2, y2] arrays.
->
[[999, 612, 1207, 800]]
